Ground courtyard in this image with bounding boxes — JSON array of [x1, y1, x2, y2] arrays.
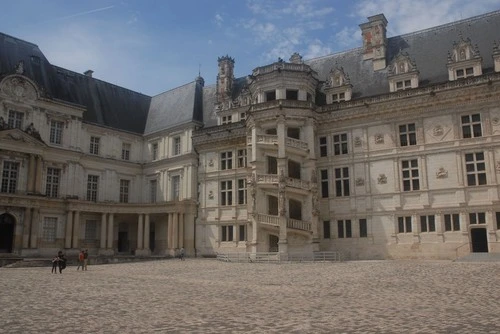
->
[[0, 259, 499, 333]]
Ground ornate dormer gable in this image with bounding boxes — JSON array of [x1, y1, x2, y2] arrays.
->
[[446, 35, 482, 80], [324, 65, 353, 104], [387, 51, 419, 92], [289, 52, 303, 64], [493, 40, 500, 72]]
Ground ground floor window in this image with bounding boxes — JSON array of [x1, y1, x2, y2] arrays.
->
[[221, 225, 233, 241], [337, 220, 352, 238], [469, 212, 485, 225], [359, 219, 367, 238], [238, 225, 245, 241], [444, 214, 460, 232], [42, 217, 57, 242], [420, 215, 435, 232], [85, 220, 97, 242], [398, 216, 412, 233], [323, 221, 330, 239]]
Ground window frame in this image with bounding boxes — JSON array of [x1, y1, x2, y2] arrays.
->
[[45, 167, 61, 198], [444, 213, 460, 232], [42, 217, 57, 242], [399, 123, 417, 146], [420, 215, 436, 232], [465, 152, 486, 186], [89, 136, 100, 155], [337, 219, 352, 238], [334, 167, 350, 197], [333, 133, 348, 155], [119, 179, 130, 203], [461, 114, 482, 138], [121, 143, 131, 161], [1, 161, 19, 194], [49, 120, 64, 145], [173, 136, 181, 156], [220, 151, 233, 170], [402, 159, 420, 191], [237, 178, 247, 205], [220, 180, 233, 206], [398, 216, 412, 233], [8, 110, 23, 129], [86, 175, 99, 202]]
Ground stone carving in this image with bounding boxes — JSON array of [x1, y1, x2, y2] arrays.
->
[[15, 61, 24, 74], [208, 190, 214, 200], [492, 117, 500, 126], [278, 169, 286, 217], [375, 134, 384, 144], [0, 117, 6, 130], [2, 77, 37, 101], [208, 159, 214, 167], [355, 178, 365, 186], [436, 167, 448, 179], [354, 136, 362, 147], [247, 174, 257, 211], [433, 125, 444, 136], [378, 174, 387, 184], [312, 192, 319, 216], [310, 170, 317, 184], [496, 161, 500, 172]]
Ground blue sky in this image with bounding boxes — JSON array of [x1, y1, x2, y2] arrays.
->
[[1, 0, 499, 96]]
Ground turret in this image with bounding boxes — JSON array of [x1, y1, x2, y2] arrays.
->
[[216, 55, 235, 103]]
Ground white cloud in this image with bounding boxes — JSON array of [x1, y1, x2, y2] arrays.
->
[[335, 27, 360, 48], [303, 39, 331, 59], [215, 13, 223, 27]]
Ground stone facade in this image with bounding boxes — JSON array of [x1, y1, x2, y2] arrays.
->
[[1, 11, 500, 260]]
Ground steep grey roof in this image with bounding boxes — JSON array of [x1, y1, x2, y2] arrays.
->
[[202, 84, 218, 128], [0, 33, 151, 134], [144, 80, 204, 135], [306, 10, 500, 101]]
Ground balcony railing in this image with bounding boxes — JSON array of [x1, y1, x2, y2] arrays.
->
[[285, 177, 310, 190], [285, 137, 308, 151], [287, 219, 312, 231], [256, 174, 279, 184], [255, 214, 312, 232], [256, 213, 280, 227]]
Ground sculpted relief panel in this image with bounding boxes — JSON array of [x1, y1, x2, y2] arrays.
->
[[1, 76, 38, 102]]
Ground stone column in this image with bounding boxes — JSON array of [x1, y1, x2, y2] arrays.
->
[[167, 213, 173, 250], [100, 213, 107, 249], [178, 213, 184, 248], [28, 154, 35, 193], [172, 213, 179, 249], [29, 208, 39, 248], [107, 214, 114, 249], [144, 214, 150, 250], [23, 207, 32, 248], [65, 211, 73, 249], [137, 214, 144, 250], [35, 155, 43, 193], [72, 211, 80, 249]]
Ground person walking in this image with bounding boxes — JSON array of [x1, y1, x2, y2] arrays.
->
[[58, 252, 67, 274], [51, 253, 60, 273], [179, 247, 185, 261], [83, 249, 89, 271], [76, 250, 84, 271]]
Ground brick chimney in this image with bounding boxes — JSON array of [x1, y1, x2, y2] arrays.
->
[[359, 14, 388, 71]]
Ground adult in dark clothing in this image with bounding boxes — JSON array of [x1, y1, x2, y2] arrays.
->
[[58, 252, 67, 274], [51, 254, 59, 273]]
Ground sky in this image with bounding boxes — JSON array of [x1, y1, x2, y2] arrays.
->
[[1, 0, 499, 96]]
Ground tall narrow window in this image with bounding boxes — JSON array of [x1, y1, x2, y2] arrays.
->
[[420, 215, 435, 232], [150, 180, 157, 203], [221, 151, 233, 170], [465, 152, 486, 186], [319, 136, 327, 157], [237, 149, 247, 168], [171, 175, 180, 201], [85, 220, 97, 242], [86, 175, 99, 202], [221, 225, 234, 241], [398, 216, 412, 233], [8, 110, 23, 129], [333, 133, 348, 155], [89, 136, 100, 155], [496, 212, 500, 230], [122, 143, 131, 160], [237, 179, 247, 205], [45, 167, 60, 198], [323, 221, 331, 239], [402, 159, 419, 191], [444, 214, 460, 232], [50, 121, 64, 145], [173, 136, 181, 156], [335, 167, 350, 197], [267, 156, 277, 174], [337, 220, 352, 238], [461, 114, 482, 138], [1, 161, 18, 194], [399, 123, 416, 146], [220, 180, 233, 206], [152, 142, 158, 160], [469, 212, 486, 224], [320, 169, 329, 198], [119, 179, 130, 203], [359, 219, 367, 238], [239, 225, 246, 241], [42, 217, 57, 242]]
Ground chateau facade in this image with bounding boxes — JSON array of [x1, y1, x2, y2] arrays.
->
[[1, 11, 500, 260]]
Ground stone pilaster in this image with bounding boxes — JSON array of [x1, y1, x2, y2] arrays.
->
[[72, 211, 80, 249], [100, 213, 107, 249], [65, 211, 73, 249], [23, 207, 31, 248], [137, 214, 144, 250], [107, 214, 114, 249]]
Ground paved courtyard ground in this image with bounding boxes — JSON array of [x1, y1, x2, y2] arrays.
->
[[0, 259, 499, 334]]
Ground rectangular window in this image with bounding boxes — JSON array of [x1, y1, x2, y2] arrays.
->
[[323, 221, 330, 239], [399, 123, 417, 146], [359, 219, 367, 238], [444, 214, 460, 232], [119, 179, 130, 203], [456, 69, 464, 78], [420, 215, 436, 232], [265, 90, 276, 101], [239, 225, 245, 241], [465, 152, 486, 186], [1, 161, 19, 194], [50, 121, 64, 145], [89, 136, 100, 155], [42, 217, 57, 242], [240, 112, 246, 121], [121, 143, 131, 160], [171, 175, 180, 201], [398, 216, 412, 233], [402, 159, 419, 191], [335, 167, 350, 197], [85, 220, 97, 242], [319, 136, 327, 157], [461, 114, 482, 138], [332, 92, 345, 102], [237, 179, 247, 205], [152, 142, 158, 160], [320, 169, 329, 198], [337, 220, 352, 238], [221, 151, 233, 170], [496, 212, 500, 230], [469, 212, 486, 225], [237, 149, 247, 168], [286, 89, 298, 100], [45, 167, 60, 198], [173, 137, 181, 156], [333, 133, 348, 155], [221, 225, 234, 241], [8, 110, 23, 129], [150, 180, 157, 203], [221, 115, 232, 125], [86, 175, 99, 202], [220, 180, 233, 206]]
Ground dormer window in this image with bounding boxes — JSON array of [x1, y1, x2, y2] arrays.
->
[[324, 65, 352, 104], [396, 80, 411, 91], [447, 35, 482, 81], [332, 93, 345, 102], [222, 115, 232, 125], [388, 51, 419, 92]]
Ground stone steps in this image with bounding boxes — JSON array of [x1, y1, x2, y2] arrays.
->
[[455, 252, 500, 262]]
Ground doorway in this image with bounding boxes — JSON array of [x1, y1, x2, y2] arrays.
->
[[269, 235, 279, 252], [471, 228, 488, 253], [0, 213, 15, 253], [118, 232, 129, 253]]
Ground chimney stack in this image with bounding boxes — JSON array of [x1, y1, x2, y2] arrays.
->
[[359, 14, 388, 71], [84, 70, 94, 77]]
